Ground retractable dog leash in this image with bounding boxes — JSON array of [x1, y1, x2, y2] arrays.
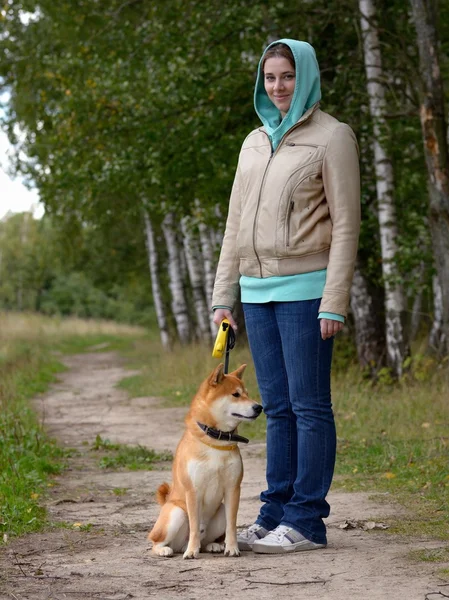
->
[[212, 318, 236, 374]]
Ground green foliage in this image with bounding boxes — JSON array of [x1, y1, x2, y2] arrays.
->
[[0, 212, 155, 326], [0, 348, 67, 539], [91, 434, 172, 470], [1, 0, 449, 350]]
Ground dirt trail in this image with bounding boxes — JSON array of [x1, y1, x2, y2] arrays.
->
[[0, 351, 447, 600]]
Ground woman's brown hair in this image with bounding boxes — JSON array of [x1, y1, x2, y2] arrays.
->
[[262, 43, 295, 71]]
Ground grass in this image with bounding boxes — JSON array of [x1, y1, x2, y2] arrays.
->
[[91, 434, 172, 470], [0, 311, 147, 542], [117, 331, 449, 542]]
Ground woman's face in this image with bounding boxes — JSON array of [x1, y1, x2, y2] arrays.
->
[[263, 56, 296, 117]]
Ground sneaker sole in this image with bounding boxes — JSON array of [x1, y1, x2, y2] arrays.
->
[[237, 541, 254, 551], [252, 540, 326, 554]]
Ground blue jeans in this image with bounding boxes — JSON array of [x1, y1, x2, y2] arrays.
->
[[242, 299, 336, 545]]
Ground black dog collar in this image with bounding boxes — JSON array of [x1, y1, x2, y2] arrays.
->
[[197, 422, 249, 444]]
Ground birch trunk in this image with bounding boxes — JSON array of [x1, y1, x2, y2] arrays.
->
[[161, 212, 191, 345], [350, 263, 386, 375], [198, 220, 218, 337], [143, 212, 170, 350], [181, 216, 212, 341], [410, 0, 449, 356], [429, 275, 443, 352], [359, 0, 409, 376]]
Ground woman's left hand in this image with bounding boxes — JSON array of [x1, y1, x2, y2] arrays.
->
[[320, 318, 344, 340]]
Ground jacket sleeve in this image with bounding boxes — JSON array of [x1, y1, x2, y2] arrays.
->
[[211, 165, 243, 311], [320, 124, 361, 317]]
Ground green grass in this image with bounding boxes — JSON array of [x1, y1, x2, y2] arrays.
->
[[91, 435, 172, 470], [408, 547, 449, 562], [0, 345, 68, 539]]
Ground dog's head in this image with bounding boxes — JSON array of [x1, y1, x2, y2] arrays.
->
[[194, 363, 262, 431]]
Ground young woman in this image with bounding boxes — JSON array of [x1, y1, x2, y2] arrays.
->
[[212, 39, 360, 554]]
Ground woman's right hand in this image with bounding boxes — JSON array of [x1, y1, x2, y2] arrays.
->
[[213, 308, 238, 331]]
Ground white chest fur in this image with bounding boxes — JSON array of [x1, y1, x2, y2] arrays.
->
[[187, 451, 242, 519]]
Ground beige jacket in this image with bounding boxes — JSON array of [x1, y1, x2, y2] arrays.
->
[[212, 103, 361, 317]]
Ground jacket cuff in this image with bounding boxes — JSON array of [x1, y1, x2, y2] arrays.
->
[[318, 312, 345, 323]]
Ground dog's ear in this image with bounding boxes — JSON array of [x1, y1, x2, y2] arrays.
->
[[231, 364, 246, 380], [209, 363, 225, 385]]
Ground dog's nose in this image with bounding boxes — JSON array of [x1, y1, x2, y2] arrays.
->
[[253, 404, 263, 415]]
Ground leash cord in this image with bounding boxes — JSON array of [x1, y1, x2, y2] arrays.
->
[[224, 323, 236, 374]]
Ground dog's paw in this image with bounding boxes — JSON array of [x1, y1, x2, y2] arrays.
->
[[152, 545, 174, 558], [224, 544, 240, 557], [183, 547, 200, 559], [205, 542, 225, 553]]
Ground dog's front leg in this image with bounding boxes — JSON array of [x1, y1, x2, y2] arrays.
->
[[183, 488, 201, 559], [223, 485, 241, 557]]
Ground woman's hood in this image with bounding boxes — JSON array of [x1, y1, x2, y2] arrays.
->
[[254, 39, 321, 150]]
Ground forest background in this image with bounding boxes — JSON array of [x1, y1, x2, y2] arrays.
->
[[1, 0, 449, 381]]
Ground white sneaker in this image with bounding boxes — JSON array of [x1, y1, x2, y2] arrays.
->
[[252, 525, 326, 554], [237, 523, 269, 551]]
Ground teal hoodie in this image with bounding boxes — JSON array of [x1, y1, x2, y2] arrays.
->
[[254, 39, 321, 150]]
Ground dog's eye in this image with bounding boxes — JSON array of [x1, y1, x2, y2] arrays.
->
[[232, 392, 241, 398]]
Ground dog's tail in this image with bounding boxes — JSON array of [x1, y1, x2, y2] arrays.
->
[[156, 482, 171, 505]]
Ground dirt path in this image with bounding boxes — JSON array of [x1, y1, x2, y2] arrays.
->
[[0, 351, 447, 600]]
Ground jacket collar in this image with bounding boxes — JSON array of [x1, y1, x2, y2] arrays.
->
[[259, 102, 320, 139]]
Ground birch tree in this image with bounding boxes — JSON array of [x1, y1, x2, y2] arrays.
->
[[180, 215, 212, 341], [410, 0, 449, 356], [143, 212, 170, 350], [359, 0, 410, 377], [161, 212, 191, 345]]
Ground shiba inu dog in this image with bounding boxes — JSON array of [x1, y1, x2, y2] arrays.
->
[[148, 363, 262, 559]]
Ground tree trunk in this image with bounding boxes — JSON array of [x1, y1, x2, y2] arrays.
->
[[359, 0, 409, 376], [429, 275, 443, 352], [410, 0, 449, 356], [409, 262, 426, 342], [143, 212, 171, 350], [198, 219, 218, 337], [180, 215, 212, 341], [161, 212, 191, 345], [350, 262, 386, 375]]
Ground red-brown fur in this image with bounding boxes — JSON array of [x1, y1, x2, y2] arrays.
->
[[147, 363, 261, 559]]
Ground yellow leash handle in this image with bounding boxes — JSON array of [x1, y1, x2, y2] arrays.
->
[[212, 318, 231, 359]]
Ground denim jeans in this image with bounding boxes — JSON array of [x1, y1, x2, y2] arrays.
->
[[242, 299, 336, 545]]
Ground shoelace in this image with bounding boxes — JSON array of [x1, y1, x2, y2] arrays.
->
[[243, 524, 262, 539], [270, 525, 291, 541]]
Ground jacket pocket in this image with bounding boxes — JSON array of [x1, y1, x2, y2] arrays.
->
[[285, 200, 295, 247]]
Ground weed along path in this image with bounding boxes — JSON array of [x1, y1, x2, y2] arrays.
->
[[0, 351, 447, 600]]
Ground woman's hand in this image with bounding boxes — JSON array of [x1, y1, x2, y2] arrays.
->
[[320, 318, 343, 340], [213, 308, 238, 331]]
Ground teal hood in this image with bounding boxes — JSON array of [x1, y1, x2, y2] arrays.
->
[[254, 39, 321, 150]]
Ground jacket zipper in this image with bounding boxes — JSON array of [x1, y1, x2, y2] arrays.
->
[[286, 200, 294, 247], [252, 149, 273, 277]]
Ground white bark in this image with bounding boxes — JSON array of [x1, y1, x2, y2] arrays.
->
[[429, 275, 443, 351], [198, 220, 218, 337], [161, 212, 191, 345], [181, 215, 211, 341], [143, 212, 170, 350], [359, 0, 409, 376]]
